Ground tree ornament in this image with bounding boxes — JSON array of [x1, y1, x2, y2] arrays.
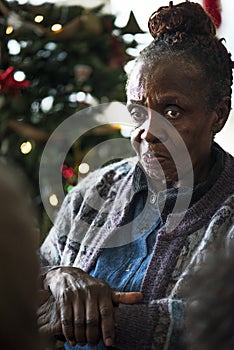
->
[[203, 0, 221, 28], [62, 164, 77, 188], [119, 11, 145, 35]]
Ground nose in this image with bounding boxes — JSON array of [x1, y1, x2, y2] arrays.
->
[[140, 110, 167, 144]]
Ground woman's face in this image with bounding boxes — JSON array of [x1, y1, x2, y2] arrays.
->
[[127, 58, 218, 189]]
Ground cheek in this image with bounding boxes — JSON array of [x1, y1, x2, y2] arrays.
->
[[177, 122, 213, 160]]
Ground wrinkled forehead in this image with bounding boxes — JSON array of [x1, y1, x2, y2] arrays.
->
[[126, 57, 205, 102]]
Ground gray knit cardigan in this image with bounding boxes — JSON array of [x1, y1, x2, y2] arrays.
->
[[40, 147, 234, 350]]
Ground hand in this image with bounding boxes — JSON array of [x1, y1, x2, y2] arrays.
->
[[44, 266, 143, 347], [37, 289, 62, 338]]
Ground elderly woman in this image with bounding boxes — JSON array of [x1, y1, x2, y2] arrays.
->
[[38, 1, 234, 349]]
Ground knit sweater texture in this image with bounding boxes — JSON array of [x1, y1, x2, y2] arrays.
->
[[40, 144, 234, 349]]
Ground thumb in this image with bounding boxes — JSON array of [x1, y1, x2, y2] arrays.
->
[[112, 291, 143, 305]]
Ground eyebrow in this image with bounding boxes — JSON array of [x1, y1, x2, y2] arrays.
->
[[128, 94, 190, 108], [128, 99, 146, 105], [156, 94, 187, 103], [127, 99, 146, 109]]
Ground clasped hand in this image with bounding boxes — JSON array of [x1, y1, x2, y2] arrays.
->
[[38, 266, 143, 347]]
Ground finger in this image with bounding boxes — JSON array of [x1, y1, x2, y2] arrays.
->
[[37, 296, 53, 317], [99, 297, 115, 347], [37, 313, 49, 328], [60, 296, 76, 346], [38, 310, 62, 336], [112, 291, 143, 305], [85, 298, 100, 346], [73, 298, 86, 345], [37, 304, 47, 317]]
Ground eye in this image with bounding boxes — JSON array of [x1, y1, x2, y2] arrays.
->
[[164, 107, 182, 120], [129, 106, 147, 125]]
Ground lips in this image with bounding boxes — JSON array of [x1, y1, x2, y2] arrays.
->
[[142, 151, 167, 164]]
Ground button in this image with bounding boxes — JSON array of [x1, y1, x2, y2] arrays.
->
[[125, 264, 132, 272], [150, 194, 156, 204], [140, 225, 149, 232]]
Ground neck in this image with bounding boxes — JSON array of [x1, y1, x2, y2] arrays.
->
[[193, 154, 213, 186], [148, 155, 213, 192]]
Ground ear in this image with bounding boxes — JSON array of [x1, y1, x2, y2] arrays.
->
[[212, 96, 231, 133]]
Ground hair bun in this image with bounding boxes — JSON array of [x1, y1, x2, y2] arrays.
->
[[148, 1, 216, 40]]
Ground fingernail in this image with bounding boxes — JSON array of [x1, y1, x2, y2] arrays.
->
[[105, 337, 113, 346]]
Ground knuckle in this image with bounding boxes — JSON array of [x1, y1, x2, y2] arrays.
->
[[86, 317, 99, 327], [100, 306, 112, 318], [99, 281, 109, 290], [74, 318, 85, 327], [61, 319, 72, 328], [59, 289, 76, 305]]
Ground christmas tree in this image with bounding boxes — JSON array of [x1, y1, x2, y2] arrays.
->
[[0, 0, 141, 239]]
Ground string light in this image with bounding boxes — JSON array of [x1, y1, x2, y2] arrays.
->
[[6, 25, 14, 35], [34, 15, 44, 23], [78, 163, 90, 174], [41, 96, 54, 112], [68, 93, 77, 102], [14, 71, 26, 82], [7, 39, 21, 55], [49, 194, 59, 206], [76, 91, 86, 102], [51, 24, 63, 33], [20, 141, 32, 154]]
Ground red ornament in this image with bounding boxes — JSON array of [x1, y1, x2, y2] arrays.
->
[[62, 164, 78, 190], [0, 66, 30, 96], [203, 0, 221, 28], [62, 167, 76, 179]]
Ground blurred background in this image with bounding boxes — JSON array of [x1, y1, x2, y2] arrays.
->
[[0, 0, 233, 242]]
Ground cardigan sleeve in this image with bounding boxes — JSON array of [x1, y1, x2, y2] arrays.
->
[[39, 186, 83, 267], [39, 160, 126, 268], [114, 298, 185, 350], [39, 159, 134, 269]]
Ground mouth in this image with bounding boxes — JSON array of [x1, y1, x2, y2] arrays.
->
[[142, 151, 168, 165]]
